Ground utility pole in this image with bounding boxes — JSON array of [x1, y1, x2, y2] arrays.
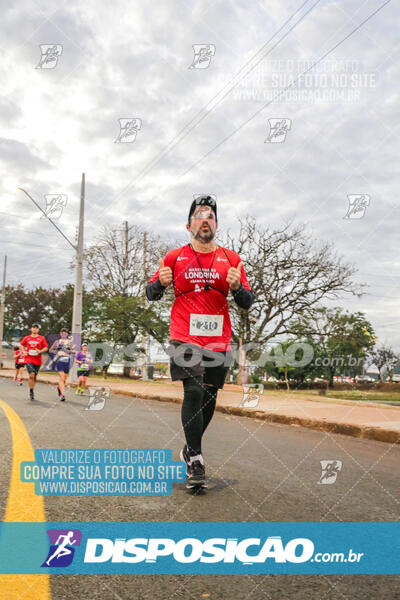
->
[[122, 220, 130, 378], [237, 336, 249, 386], [238, 336, 243, 386], [71, 173, 85, 381], [142, 231, 148, 380], [0, 256, 7, 361], [124, 220, 129, 294]]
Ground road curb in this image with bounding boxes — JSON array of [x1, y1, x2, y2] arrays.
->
[[2, 374, 399, 445], [216, 405, 400, 445]]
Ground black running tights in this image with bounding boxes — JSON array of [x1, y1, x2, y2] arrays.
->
[[181, 376, 219, 456]]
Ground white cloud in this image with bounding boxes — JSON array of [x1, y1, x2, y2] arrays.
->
[[0, 0, 398, 346]]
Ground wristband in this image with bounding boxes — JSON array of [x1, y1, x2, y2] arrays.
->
[[232, 282, 243, 294]]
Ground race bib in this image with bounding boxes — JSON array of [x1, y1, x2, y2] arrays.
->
[[28, 349, 38, 356], [80, 363, 89, 370], [58, 355, 70, 362], [189, 314, 224, 337]]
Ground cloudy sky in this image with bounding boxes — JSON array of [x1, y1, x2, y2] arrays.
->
[[1, 0, 398, 347]]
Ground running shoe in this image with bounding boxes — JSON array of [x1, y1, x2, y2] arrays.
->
[[29, 389, 34, 401], [18, 380, 23, 386], [60, 395, 66, 402], [187, 460, 206, 486], [179, 444, 190, 475]]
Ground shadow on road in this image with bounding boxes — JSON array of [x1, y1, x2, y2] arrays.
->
[[177, 478, 239, 495], [207, 477, 239, 492], [25, 400, 56, 408], [58, 399, 88, 408]]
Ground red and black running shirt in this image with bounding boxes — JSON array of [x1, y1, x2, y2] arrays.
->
[[14, 349, 26, 364], [20, 334, 48, 365], [147, 244, 252, 351]]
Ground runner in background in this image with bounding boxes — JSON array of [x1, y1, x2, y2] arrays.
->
[[49, 328, 76, 402], [75, 343, 93, 395], [13, 345, 26, 385], [146, 195, 254, 487], [20, 323, 48, 401]]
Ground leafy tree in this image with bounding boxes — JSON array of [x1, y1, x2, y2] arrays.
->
[[289, 307, 375, 387], [3, 284, 96, 340]]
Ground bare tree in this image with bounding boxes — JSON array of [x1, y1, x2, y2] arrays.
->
[[368, 345, 399, 381], [83, 224, 172, 374], [221, 217, 363, 353]]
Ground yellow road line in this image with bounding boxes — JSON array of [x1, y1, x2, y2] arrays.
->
[[0, 398, 50, 600]]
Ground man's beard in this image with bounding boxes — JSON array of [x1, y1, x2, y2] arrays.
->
[[193, 227, 215, 243]]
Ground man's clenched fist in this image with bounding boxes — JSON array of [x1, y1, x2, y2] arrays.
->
[[158, 258, 173, 287], [226, 261, 242, 291]]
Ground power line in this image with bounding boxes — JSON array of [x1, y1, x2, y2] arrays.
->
[[174, 0, 392, 183], [18, 187, 76, 250], [0, 211, 31, 220], [359, 272, 400, 277], [112, 0, 321, 202], [1, 239, 66, 250]]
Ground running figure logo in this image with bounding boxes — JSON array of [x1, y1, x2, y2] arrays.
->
[[36, 45, 63, 69], [239, 384, 264, 408], [188, 45, 216, 69], [343, 194, 370, 219], [86, 386, 109, 410], [42, 194, 68, 220], [115, 118, 142, 143], [317, 460, 342, 484], [265, 119, 292, 143], [41, 529, 82, 567]]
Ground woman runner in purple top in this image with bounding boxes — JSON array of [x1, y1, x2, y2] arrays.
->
[[75, 343, 93, 395]]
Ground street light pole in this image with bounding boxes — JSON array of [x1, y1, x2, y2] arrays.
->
[[19, 176, 85, 383], [70, 173, 85, 382]]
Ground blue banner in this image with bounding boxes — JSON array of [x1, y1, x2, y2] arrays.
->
[[21, 449, 186, 495], [0, 522, 398, 574]]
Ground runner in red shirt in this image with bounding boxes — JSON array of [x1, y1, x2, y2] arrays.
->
[[146, 195, 254, 488], [13, 346, 26, 385], [20, 323, 48, 401]]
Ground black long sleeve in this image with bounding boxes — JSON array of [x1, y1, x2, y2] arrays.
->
[[146, 278, 254, 308], [231, 283, 254, 310], [146, 278, 166, 301]]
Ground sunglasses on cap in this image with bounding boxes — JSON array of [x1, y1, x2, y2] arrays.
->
[[193, 195, 216, 207], [188, 195, 217, 223]]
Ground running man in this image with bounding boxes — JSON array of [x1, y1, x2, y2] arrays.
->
[[49, 328, 76, 402], [146, 196, 254, 487], [75, 343, 93, 395], [20, 324, 48, 401], [45, 531, 77, 566], [13, 345, 26, 385]]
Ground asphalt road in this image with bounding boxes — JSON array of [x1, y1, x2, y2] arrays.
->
[[0, 377, 399, 600]]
